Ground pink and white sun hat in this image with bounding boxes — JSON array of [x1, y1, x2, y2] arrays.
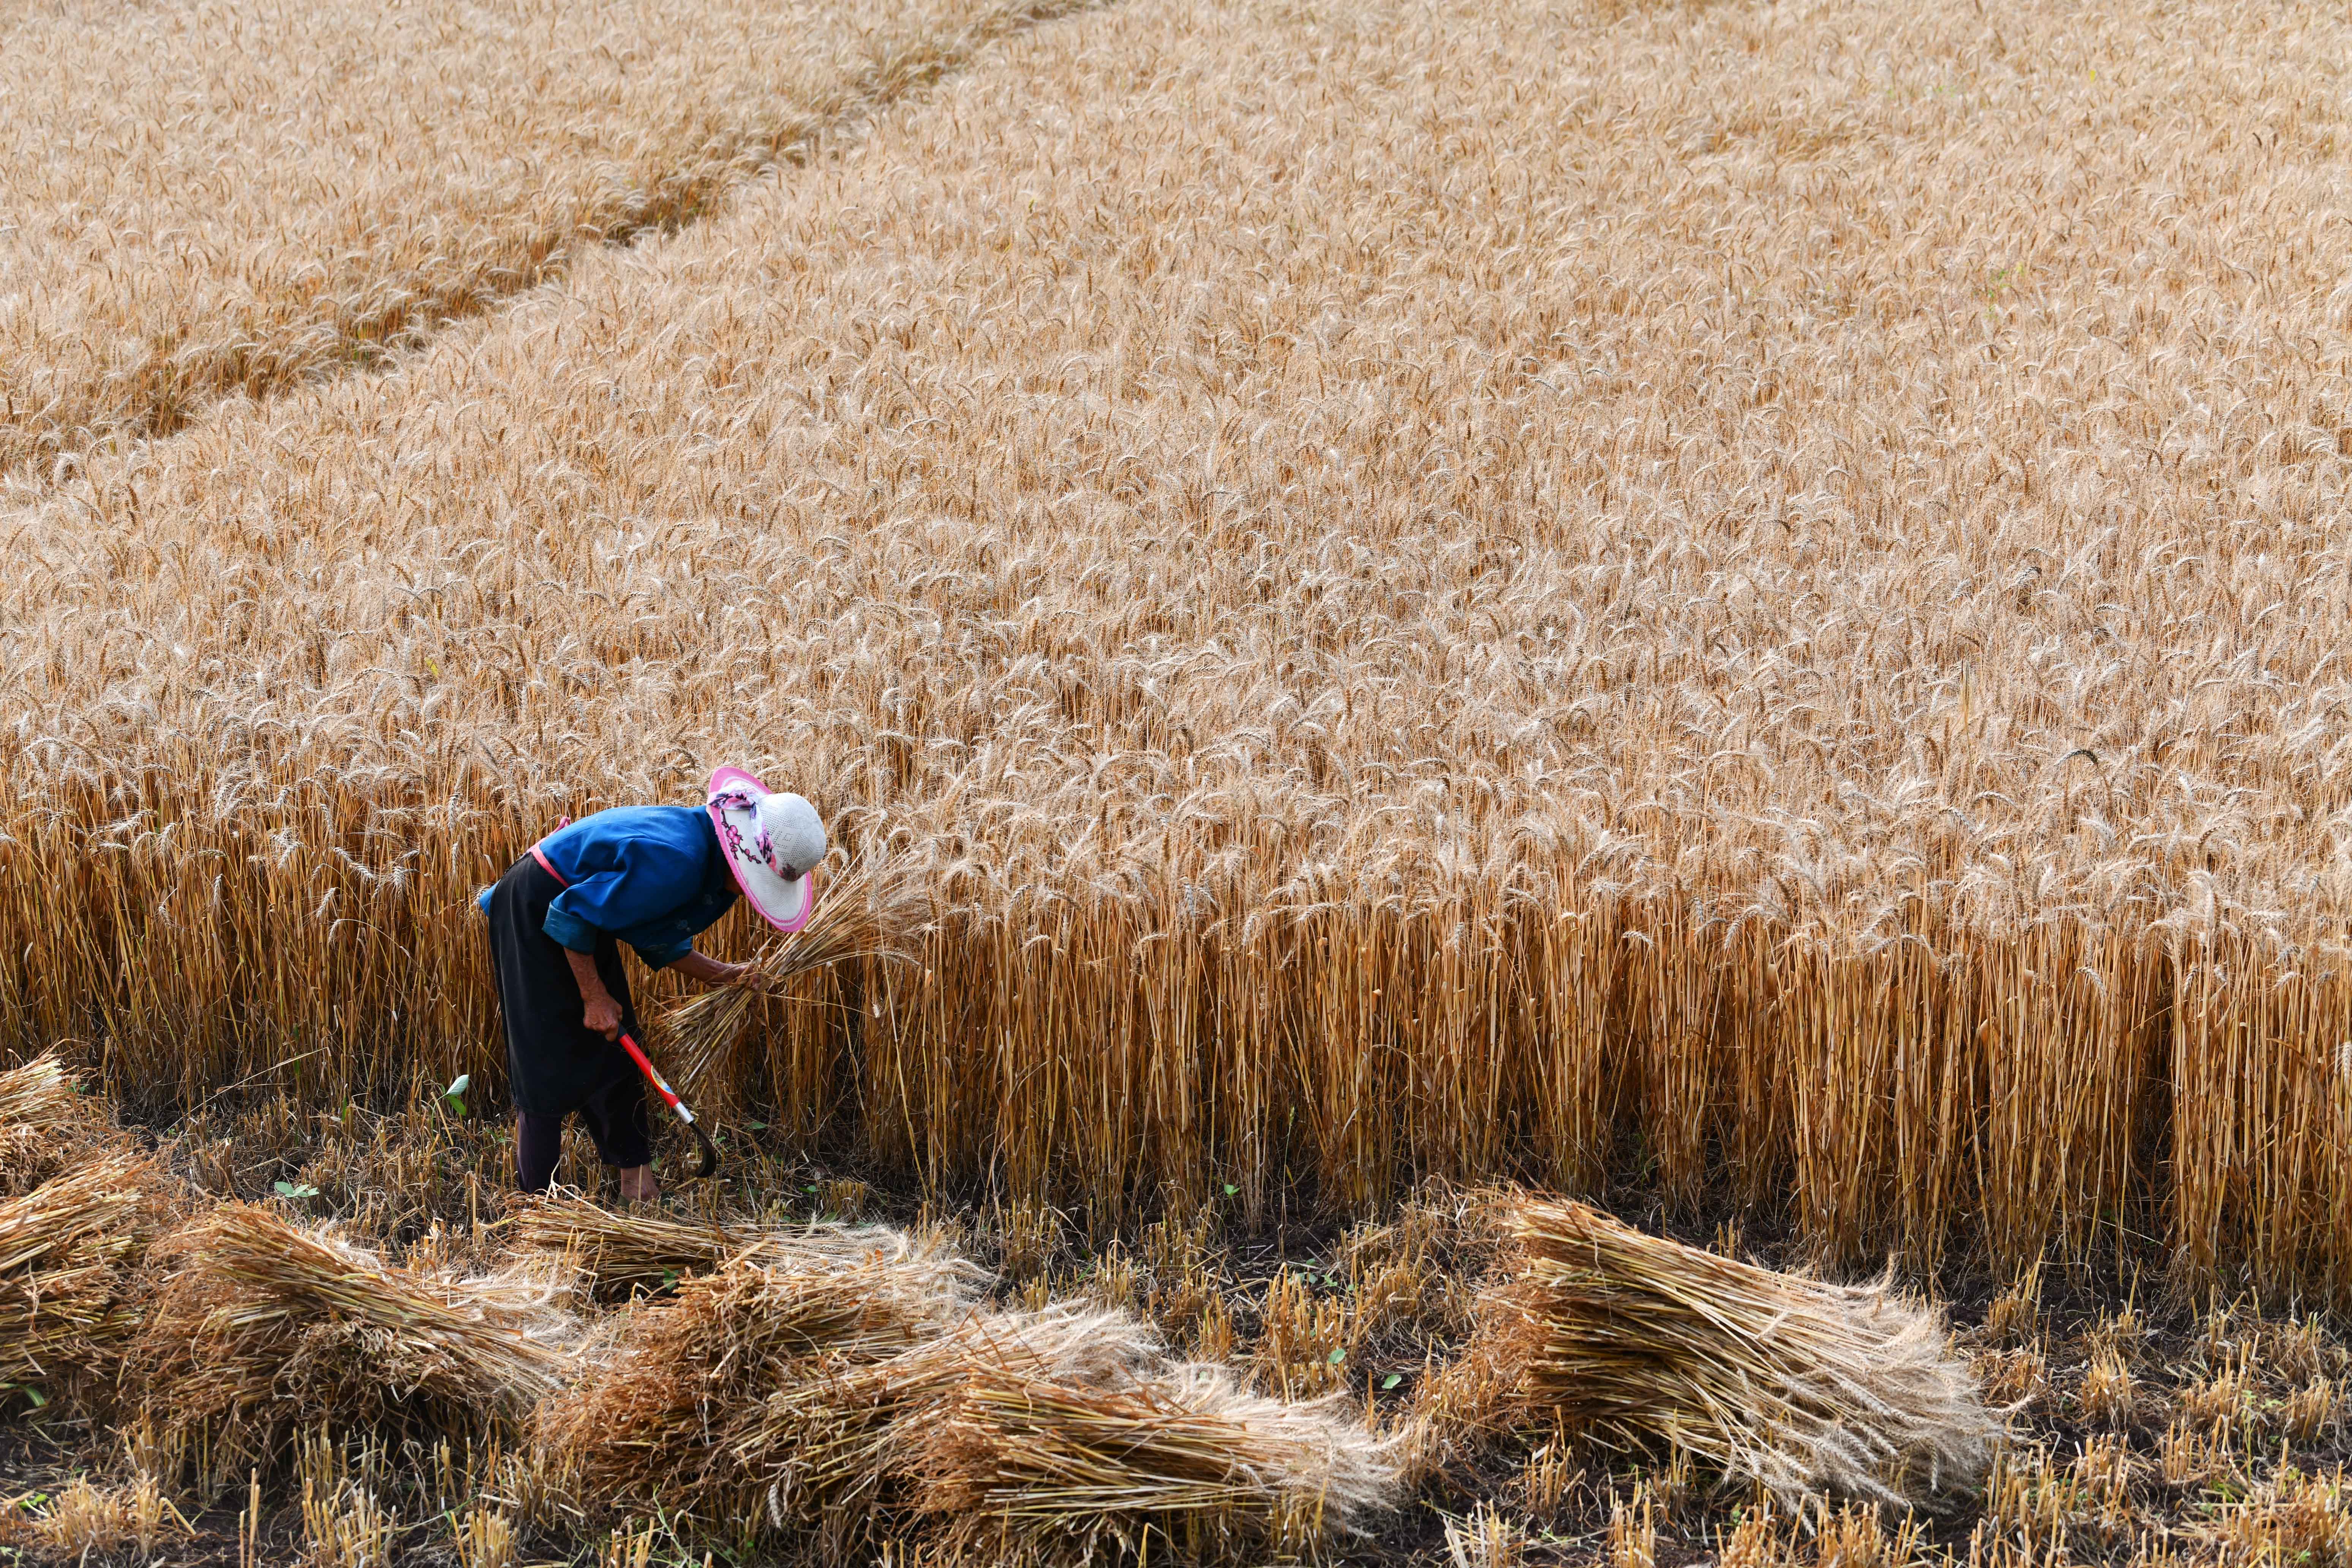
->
[[707, 767, 826, 934]]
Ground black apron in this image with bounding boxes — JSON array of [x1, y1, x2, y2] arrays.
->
[[485, 854, 643, 1115]]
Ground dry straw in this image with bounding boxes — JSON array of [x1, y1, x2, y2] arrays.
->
[[1468, 1198, 2000, 1514], [542, 1233, 1160, 1547], [0, 1153, 177, 1406], [134, 1203, 578, 1480], [0, 1053, 103, 1196], [915, 1359, 1403, 1565], [545, 1255, 954, 1529], [0, 1054, 76, 1129], [512, 1191, 981, 1301]]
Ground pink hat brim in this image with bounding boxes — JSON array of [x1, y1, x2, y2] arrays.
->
[[708, 766, 818, 935]]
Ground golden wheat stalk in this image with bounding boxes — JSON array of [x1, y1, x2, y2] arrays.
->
[[667, 858, 930, 1093], [132, 1202, 578, 1478]]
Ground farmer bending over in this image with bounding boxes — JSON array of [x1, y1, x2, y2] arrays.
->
[[480, 768, 824, 1198]]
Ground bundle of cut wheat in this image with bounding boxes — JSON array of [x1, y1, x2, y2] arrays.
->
[[0, 1055, 109, 1197], [1, 1153, 178, 1407], [664, 858, 930, 1093], [541, 1241, 1020, 1536], [132, 1203, 577, 1480], [514, 1192, 980, 1301], [547, 1263, 1160, 1551], [0, 1055, 76, 1128], [727, 1303, 1165, 1546], [1469, 1198, 1999, 1513], [913, 1356, 1403, 1566]]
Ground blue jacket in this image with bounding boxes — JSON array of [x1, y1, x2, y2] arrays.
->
[[479, 806, 739, 967]]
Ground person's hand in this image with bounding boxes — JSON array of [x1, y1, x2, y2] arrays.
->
[[583, 990, 622, 1040], [666, 949, 755, 989]]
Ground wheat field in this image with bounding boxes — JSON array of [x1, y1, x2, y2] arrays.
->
[[2, 0, 2350, 1299], [0, 0, 1097, 475]]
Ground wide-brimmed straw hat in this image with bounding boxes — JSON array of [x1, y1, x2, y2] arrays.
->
[[706, 767, 825, 934]]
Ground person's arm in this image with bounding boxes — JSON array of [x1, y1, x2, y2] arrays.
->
[[544, 838, 700, 984], [567, 948, 623, 1038], [667, 949, 753, 988]]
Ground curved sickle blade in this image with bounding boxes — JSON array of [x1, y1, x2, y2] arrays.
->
[[685, 1116, 720, 1180], [616, 1030, 721, 1182]]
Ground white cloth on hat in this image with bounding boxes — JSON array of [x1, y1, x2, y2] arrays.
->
[[706, 767, 826, 933]]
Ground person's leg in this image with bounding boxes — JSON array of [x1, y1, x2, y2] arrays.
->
[[590, 936, 658, 1201], [515, 1110, 564, 1192], [488, 853, 586, 1190], [580, 1069, 658, 1203]]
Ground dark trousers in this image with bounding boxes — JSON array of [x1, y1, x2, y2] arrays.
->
[[485, 855, 653, 1190], [515, 1074, 652, 1192]]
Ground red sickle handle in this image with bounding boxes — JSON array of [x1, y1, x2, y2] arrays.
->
[[617, 1030, 720, 1180], [617, 1031, 691, 1123]]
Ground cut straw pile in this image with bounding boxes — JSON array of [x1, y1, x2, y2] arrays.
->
[[0, 1053, 111, 1197], [1464, 1197, 1999, 1512], [0, 1156, 1405, 1563], [133, 1203, 579, 1480], [665, 857, 930, 1092], [718, 1303, 1170, 1549], [541, 1236, 1121, 1543], [0, 1054, 77, 1129], [540, 1205, 1403, 1560], [513, 1190, 982, 1301], [915, 1358, 1402, 1566], [1, 1152, 178, 1408]]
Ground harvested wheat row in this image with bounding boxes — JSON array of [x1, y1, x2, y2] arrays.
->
[[133, 1204, 579, 1482], [0, 1153, 179, 1407], [542, 1229, 1165, 1545], [513, 1192, 984, 1302], [914, 1358, 1404, 1566], [1460, 1198, 2000, 1514], [545, 1258, 951, 1532]]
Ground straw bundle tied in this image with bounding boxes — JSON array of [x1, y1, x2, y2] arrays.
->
[[1484, 1198, 2000, 1513], [666, 857, 929, 1092], [514, 1191, 982, 1301], [915, 1359, 1404, 1566], [134, 1203, 579, 1477], [1, 1153, 176, 1402]]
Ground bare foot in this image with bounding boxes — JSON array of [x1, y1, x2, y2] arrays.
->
[[616, 1163, 660, 1204]]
